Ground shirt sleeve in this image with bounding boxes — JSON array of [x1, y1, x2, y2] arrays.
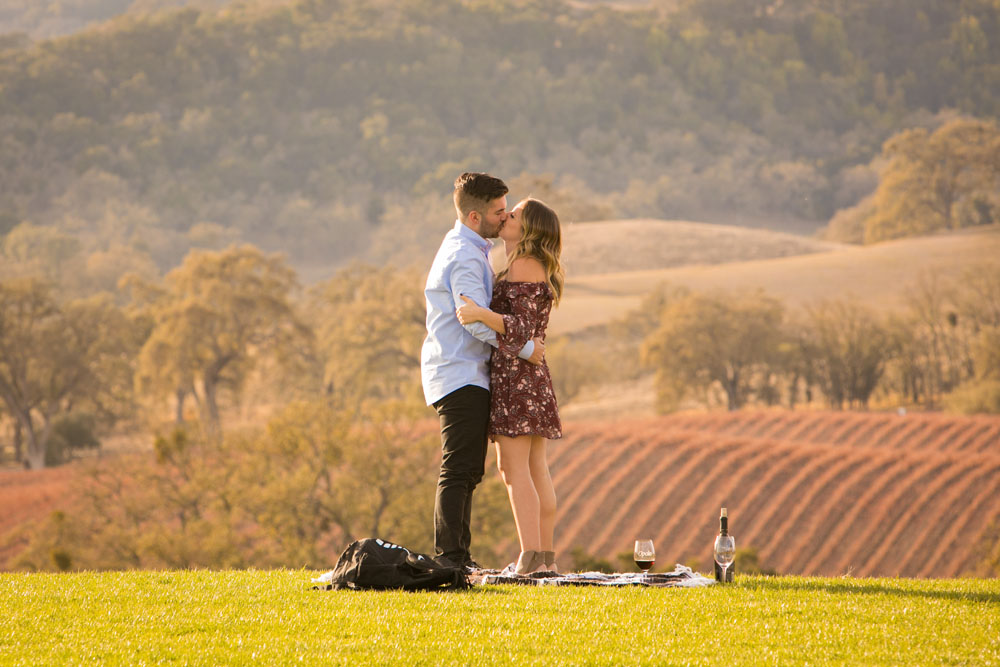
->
[[450, 260, 497, 347]]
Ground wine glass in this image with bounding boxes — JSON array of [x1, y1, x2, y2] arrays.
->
[[714, 534, 736, 582], [634, 539, 655, 580]]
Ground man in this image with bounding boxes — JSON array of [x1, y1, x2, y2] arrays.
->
[[421, 172, 545, 570]]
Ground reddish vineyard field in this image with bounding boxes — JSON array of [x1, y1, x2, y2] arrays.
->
[[2, 411, 998, 575], [549, 411, 1000, 577], [0, 465, 78, 566]]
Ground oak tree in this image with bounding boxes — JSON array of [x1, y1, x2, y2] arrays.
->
[[133, 245, 311, 432], [642, 290, 786, 411], [0, 279, 135, 468]]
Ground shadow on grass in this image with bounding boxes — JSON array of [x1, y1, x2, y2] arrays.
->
[[309, 585, 510, 595], [456, 585, 510, 595], [739, 577, 1000, 605]]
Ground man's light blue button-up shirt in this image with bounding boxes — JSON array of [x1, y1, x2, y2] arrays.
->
[[421, 220, 534, 405]]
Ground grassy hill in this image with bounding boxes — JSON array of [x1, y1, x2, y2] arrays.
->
[[2, 570, 998, 664], [552, 224, 1000, 335], [545, 411, 1000, 578]]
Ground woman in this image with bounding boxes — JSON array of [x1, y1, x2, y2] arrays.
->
[[456, 197, 564, 575]]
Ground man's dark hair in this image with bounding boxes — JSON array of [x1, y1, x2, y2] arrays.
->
[[453, 172, 508, 219]]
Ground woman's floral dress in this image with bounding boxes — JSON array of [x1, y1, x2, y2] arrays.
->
[[488, 280, 562, 440]]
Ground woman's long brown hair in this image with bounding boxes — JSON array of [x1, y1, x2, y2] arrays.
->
[[499, 198, 565, 305]]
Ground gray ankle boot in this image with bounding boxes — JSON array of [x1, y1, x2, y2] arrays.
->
[[515, 550, 544, 575], [541, 551, 557, 571]]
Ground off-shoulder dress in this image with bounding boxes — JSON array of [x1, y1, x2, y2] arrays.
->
[[488, 279, 562, 440]]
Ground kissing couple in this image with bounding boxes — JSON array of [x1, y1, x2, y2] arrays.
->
[[420, 172, 564, 575]]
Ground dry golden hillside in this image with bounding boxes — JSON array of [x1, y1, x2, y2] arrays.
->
[[560, 219, 840, 276], [551, 224, 1000, 335]]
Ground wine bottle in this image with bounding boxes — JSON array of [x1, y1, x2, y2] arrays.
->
[[713, 507, 736, 583]]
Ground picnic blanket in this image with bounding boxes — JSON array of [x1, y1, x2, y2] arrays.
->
[[470, 563, 714, 588]]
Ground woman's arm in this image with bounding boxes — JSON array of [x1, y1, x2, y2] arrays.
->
[[456, 295, 506, 334], [492, 257, 548, 356], [495, 288, 540, 357]]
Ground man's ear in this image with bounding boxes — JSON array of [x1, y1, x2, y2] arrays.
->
[[467, 210, 481, 229]]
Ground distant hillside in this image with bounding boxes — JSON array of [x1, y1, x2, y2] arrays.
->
[[0, 0, 228, 39], [562, 219, 841, 276], [1, 0, 998, 274], [552, 225, 1000, 335], [545, 411, 1000, 577]]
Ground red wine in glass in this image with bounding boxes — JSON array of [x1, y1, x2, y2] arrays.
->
[[634, 539, 655, 578]]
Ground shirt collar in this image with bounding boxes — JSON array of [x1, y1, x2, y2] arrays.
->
[[454, 219, 494, 254]]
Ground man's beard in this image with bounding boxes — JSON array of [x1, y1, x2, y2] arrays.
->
[[483, 218, 503, 238]]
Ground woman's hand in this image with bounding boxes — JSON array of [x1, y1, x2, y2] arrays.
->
[[456, 295, 486, 325]]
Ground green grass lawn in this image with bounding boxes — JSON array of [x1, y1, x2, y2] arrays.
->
[[2, 571, 998, 665]]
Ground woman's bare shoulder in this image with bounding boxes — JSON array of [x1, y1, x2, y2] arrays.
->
[[507, 256, 546, 282]]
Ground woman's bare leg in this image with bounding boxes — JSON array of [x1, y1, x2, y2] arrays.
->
[[495, 434, 541, 556], [529, 436, 558, 570]]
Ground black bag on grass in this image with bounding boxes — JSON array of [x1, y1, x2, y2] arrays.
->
[[324, 538, 469, 591]]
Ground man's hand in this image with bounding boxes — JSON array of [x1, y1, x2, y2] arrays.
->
[[526, 337, 545, 365]]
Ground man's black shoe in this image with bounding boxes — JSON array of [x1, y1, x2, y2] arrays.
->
[[434, 556, 460, 569], [463, 559, 484, 572]]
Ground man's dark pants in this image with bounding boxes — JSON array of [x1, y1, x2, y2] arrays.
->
[[432, 384, 490, 566]]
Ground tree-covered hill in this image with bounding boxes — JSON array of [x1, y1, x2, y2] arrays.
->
[[1, 0, 997, 274], [0, 0, 230, 40]]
